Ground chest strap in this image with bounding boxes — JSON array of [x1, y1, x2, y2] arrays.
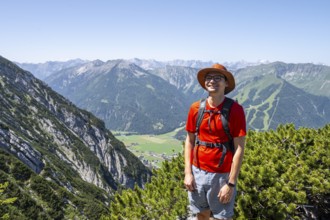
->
[[195, 137, 232, 167]]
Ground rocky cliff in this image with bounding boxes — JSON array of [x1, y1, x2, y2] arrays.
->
[[0, 56, 151, 193]]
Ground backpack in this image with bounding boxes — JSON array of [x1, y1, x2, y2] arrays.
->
[[194, 97, 235, 167]]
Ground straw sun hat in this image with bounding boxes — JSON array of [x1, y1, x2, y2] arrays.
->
[[197, 63, 235, 94]]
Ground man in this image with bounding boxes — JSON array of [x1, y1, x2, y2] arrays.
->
[[184, 63, 246, 220]]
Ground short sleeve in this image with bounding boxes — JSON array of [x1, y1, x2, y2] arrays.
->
[[185, 101, 199, 133], [229, 103, 247, 138]]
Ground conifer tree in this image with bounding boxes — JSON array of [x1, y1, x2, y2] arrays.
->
[[0, 182, 17, 220]]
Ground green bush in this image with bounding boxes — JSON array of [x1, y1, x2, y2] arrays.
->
[[103, 124, 330, 219]]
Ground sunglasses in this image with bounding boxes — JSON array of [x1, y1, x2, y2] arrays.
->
[[205, 75, 226, 82]]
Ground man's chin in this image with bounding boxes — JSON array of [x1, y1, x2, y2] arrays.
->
[[207, 88, 219, 93]]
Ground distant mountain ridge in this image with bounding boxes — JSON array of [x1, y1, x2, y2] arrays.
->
[[16, 58, 88, 79], [44, 59, 189, 134], [17, 58, 330, 134], [234, 62, 330, 97], [17, 58, 265, 79]]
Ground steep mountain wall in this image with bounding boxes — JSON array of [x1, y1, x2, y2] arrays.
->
[[0, 56, 151, 193]]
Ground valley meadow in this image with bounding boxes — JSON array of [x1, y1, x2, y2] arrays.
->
[[113, 127, 184, 168]]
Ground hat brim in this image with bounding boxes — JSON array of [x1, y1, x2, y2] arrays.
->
[[197, 67, 235, 94]]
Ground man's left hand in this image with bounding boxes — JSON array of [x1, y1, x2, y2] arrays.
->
[[218, 184, 234, 204]]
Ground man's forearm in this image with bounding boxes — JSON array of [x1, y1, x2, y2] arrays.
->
[[229, 136, 245, 184], [184, 133, 195, 174]]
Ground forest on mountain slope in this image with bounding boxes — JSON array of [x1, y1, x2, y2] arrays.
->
[[0, 149, 111, 219], [102, 124, 329, 220]]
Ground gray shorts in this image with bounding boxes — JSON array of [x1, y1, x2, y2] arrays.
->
[[188, 165, 236, 219]]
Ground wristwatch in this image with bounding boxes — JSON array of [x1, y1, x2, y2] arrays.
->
[[226, 180, 235, 188]]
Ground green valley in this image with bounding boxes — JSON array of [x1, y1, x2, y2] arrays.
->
[[113, 127, 184, 168]]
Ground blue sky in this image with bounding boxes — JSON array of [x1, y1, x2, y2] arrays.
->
[[1, 0, 329, 65]]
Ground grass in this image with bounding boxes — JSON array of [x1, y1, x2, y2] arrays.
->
[[240, 75, 283, 130], [113, 127, 184, 168]]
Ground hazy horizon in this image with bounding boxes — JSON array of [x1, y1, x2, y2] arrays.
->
[[1, 0, 329, 65]]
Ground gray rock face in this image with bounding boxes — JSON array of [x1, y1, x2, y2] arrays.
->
[[0, 127, 44, 173], [0, 55, 151, 193]]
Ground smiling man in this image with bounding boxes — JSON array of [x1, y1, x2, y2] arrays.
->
[[184, 63, 246, 220]]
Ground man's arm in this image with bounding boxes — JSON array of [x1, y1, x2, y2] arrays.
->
[[228, 136, 245, 184], [218, 136, 245, 203], [184, 132, 196, 191]]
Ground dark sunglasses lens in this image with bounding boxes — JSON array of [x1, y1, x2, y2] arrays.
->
[[205, 75, 224, 81]]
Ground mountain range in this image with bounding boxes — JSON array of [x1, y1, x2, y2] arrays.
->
[[2, 54, 329, 218], [17, 58, 330, 135], [43, 59, 189, 134], [231, 62, 330, 130], [0, 56, 151, 218]]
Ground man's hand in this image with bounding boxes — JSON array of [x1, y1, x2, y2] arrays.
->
[[184, 173, 196, 192], [218, 184, 234, 203]]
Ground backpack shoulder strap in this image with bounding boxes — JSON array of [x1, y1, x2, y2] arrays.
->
[[195, 98, 206, 134], [221, 97, 234, 141]]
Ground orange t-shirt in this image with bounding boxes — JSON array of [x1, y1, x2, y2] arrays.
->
[[186, 97, 246, 173]]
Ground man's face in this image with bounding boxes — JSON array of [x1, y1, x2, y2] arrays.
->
[[204, 72, 228, 94]]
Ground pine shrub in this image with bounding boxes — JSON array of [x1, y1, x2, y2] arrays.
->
[[104, 124, 330, 219]]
